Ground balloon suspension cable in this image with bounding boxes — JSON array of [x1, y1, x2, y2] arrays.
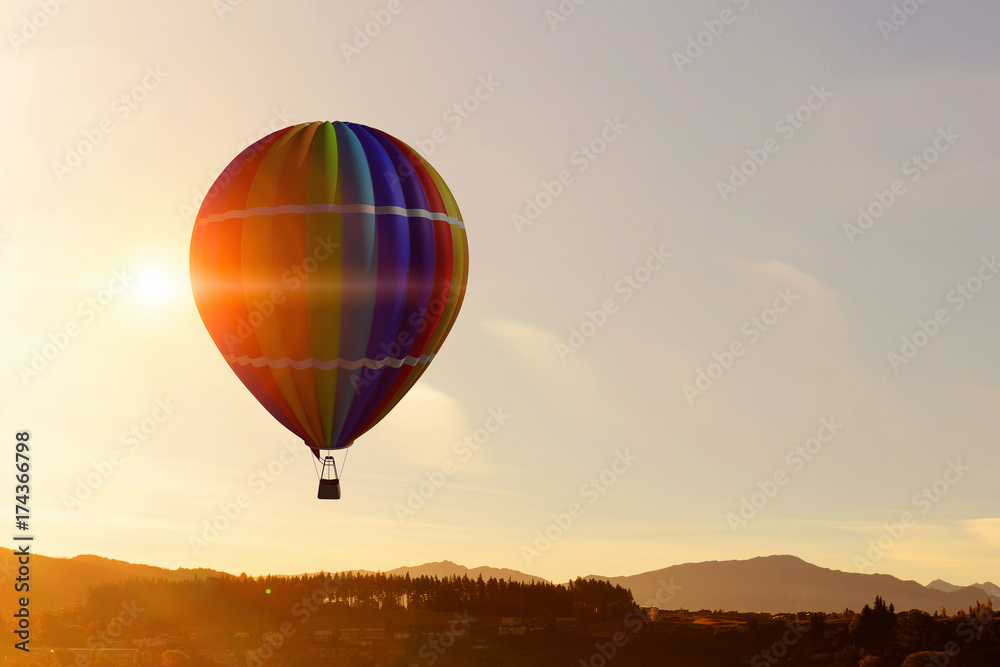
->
[[307, 444, 349, 481], [340, 448, 350, 478]]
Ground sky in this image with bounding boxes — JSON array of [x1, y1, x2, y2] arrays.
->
[[1, 0, 998, 589]]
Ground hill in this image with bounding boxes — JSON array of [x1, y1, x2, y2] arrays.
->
[[587, 555, 993, 613], [0, 548, 224, 616], [928, 578, 1000, 602]]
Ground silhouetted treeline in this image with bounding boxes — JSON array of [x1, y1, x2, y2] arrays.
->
[[15, 591, 1000, 667], [79, 572, 633, 634]]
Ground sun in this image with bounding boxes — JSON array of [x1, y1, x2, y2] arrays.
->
[[131, 264, 185, 308]]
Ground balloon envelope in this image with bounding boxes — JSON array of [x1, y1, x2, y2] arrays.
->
[[190, 121, 468, 455]]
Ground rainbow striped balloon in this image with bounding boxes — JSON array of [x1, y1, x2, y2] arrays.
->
[[190, 121, 469, 456]]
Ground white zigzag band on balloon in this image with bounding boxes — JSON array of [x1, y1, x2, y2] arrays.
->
[[197, 204, 465, 229], [224, 353, 436, 370]]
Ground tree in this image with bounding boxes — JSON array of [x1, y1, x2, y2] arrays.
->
[[835, 644, 860, 667], [851, 596, 896, 648], [809, 612, 826, 642], [894, 610, 941, 651]]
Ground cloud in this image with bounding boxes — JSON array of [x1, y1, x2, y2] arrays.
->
[[962, 518, 1000, 548], [481, 318, 564, 366], [372, 383, 468, 467]]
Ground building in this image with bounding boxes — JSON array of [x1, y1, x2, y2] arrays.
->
[[499, 617, 526, 636]]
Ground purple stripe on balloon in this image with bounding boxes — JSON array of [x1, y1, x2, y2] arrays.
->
[[337, 124, 411, 435], [336, 125, 439, 442]]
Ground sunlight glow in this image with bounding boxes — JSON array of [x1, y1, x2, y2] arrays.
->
[[131, 265, 185, 308]]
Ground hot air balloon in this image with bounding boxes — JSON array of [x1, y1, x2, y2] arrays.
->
[[190, 121, 469, 499]]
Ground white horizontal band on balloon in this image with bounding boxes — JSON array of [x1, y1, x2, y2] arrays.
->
[[196, 204, 465, 229], [224, 353, 436, 370]]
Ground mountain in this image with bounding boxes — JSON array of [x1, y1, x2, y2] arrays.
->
[[975, 582, 1000, 598], [929, 578, 1000, 601], [5, 549, 992, 617], [927, 578, 961, 593], [0, 548, 225, 616], [385, 560, 549, 584], [587, 555, 993, 614]]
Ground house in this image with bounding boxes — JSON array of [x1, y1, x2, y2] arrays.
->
[[499, 617, 526, 636]]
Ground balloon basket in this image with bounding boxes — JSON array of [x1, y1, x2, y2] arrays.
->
[[318, 478, 341, 500]]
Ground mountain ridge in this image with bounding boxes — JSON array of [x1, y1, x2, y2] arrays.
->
[[585, 554, 994, 613], [928, 577, 1000, 599], [1, 549, 992, 616]]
